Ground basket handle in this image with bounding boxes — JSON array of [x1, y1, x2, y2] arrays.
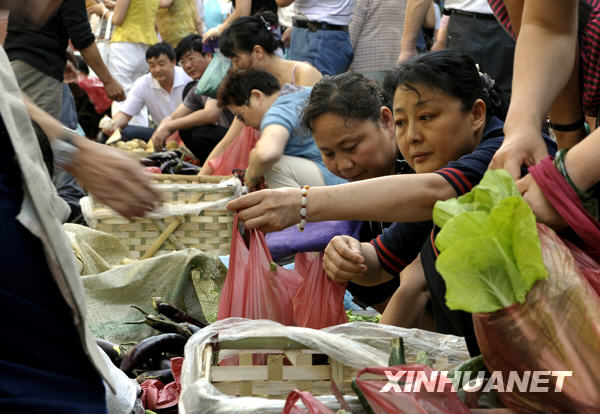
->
[[140, 192, 205, 259]]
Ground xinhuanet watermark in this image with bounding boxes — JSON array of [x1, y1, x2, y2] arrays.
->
[[379, 370, 572, 393]]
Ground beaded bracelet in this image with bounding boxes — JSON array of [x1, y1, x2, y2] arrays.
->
[[297, 185, 309, 232]]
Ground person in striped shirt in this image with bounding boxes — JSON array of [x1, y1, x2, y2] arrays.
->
[[228, 51, 556, 341]]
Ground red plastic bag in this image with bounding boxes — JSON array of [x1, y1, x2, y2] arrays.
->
[[217, 215, 303, 325], [76, 75, 112, 114], [283, 390, 335, 414], [473, 224, 600, 413], [471, 158, 600, 413], [140, 357, 183, 410], [529, 156, 600, 297], [353, 365, 472, 414], [208, 126, 259, 175], [292, 252, 348, 329], [529, 156, 600, 260]]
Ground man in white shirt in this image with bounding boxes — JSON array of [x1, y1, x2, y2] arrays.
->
[[277, 0, 355, 75], [150, 34, 233, 162], [103, 42, 193, 141]]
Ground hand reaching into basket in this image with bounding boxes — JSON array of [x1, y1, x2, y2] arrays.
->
[[24, 95, 162, 218], [64, 137, 162, 218]]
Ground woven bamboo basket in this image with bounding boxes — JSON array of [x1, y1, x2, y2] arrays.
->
[[198, 336, 385, 398], [81, 174, 241, 258]]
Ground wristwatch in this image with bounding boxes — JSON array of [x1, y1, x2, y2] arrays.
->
[[51, 126, 80, 167]]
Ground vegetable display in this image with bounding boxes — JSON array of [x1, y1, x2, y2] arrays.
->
[[139, 151, 200, 175]]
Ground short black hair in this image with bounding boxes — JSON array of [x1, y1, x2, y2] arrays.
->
[[217, 68, 280, 107], [175, 34, 205, 62], [302, 72, 391, 131], [383, 50, 508, 121], [146, 41, 176, 61], [219, 11, 280, 58]]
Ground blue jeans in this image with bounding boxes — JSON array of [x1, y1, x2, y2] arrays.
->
[[121, 125, 155, 142], [289, 27, 353, 76]]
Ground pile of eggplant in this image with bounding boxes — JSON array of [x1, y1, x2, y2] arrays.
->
[[140, 151, 201, 175], [96, 297, 206, 384]]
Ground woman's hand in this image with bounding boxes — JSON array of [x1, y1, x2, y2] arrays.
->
[[517, 174, 568, 230], [489, 128, 550, 180], [323, 236, 367, 283], [202, 27, 220, 42], [226, 187, 301, 232], [87, 2, 107, 17]]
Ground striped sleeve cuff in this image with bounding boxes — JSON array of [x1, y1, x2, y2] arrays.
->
[[371, 235, 407, 275], [435, 167, 473, 196]]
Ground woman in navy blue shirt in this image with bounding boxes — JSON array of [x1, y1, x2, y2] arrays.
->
[[228, 51, 556, 351]]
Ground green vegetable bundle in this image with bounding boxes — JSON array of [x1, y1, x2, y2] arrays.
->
[[433, 169, 547, 313], [433, 169, 600, 412]]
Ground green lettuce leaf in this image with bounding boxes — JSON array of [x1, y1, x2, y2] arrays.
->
[[432, 168, 520, 228], [433, 170, 547, 313]]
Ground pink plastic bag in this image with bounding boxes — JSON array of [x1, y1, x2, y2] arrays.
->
[[353, 365, 472, 414], [292, 252, 348, 329], [529, 156, 600, 259], [77, 75, 112, 114], [208, 126, 259, 175], [283, 390, 335, 414], [473, 224, 600, 413], [140, 357, 183, 410], [470, 159, 600, 413], [217, 215, 302, 325]]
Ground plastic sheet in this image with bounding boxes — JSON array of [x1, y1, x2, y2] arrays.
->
[[323, 323, 469, 371], [473, 224, 600, 413], [178, 318, 470, 413], [208, 126, 259, 176], [292, 252, 347, 329], [353, 365, 471, 414]]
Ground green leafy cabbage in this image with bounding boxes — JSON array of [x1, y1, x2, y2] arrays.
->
[[433, 169, 548, 313]]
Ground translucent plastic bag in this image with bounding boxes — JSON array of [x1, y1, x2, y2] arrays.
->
[[195, 53, 231, 98], [353, 365, 471, 414], [208, 126, 259, 176], [292, 252, 347, 329], [178, 319, 470, 413], [473, 224, 600, 413], [283, 390, 335, 414], [217, 216, 303, 325], [77, 75, 112, 114]]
